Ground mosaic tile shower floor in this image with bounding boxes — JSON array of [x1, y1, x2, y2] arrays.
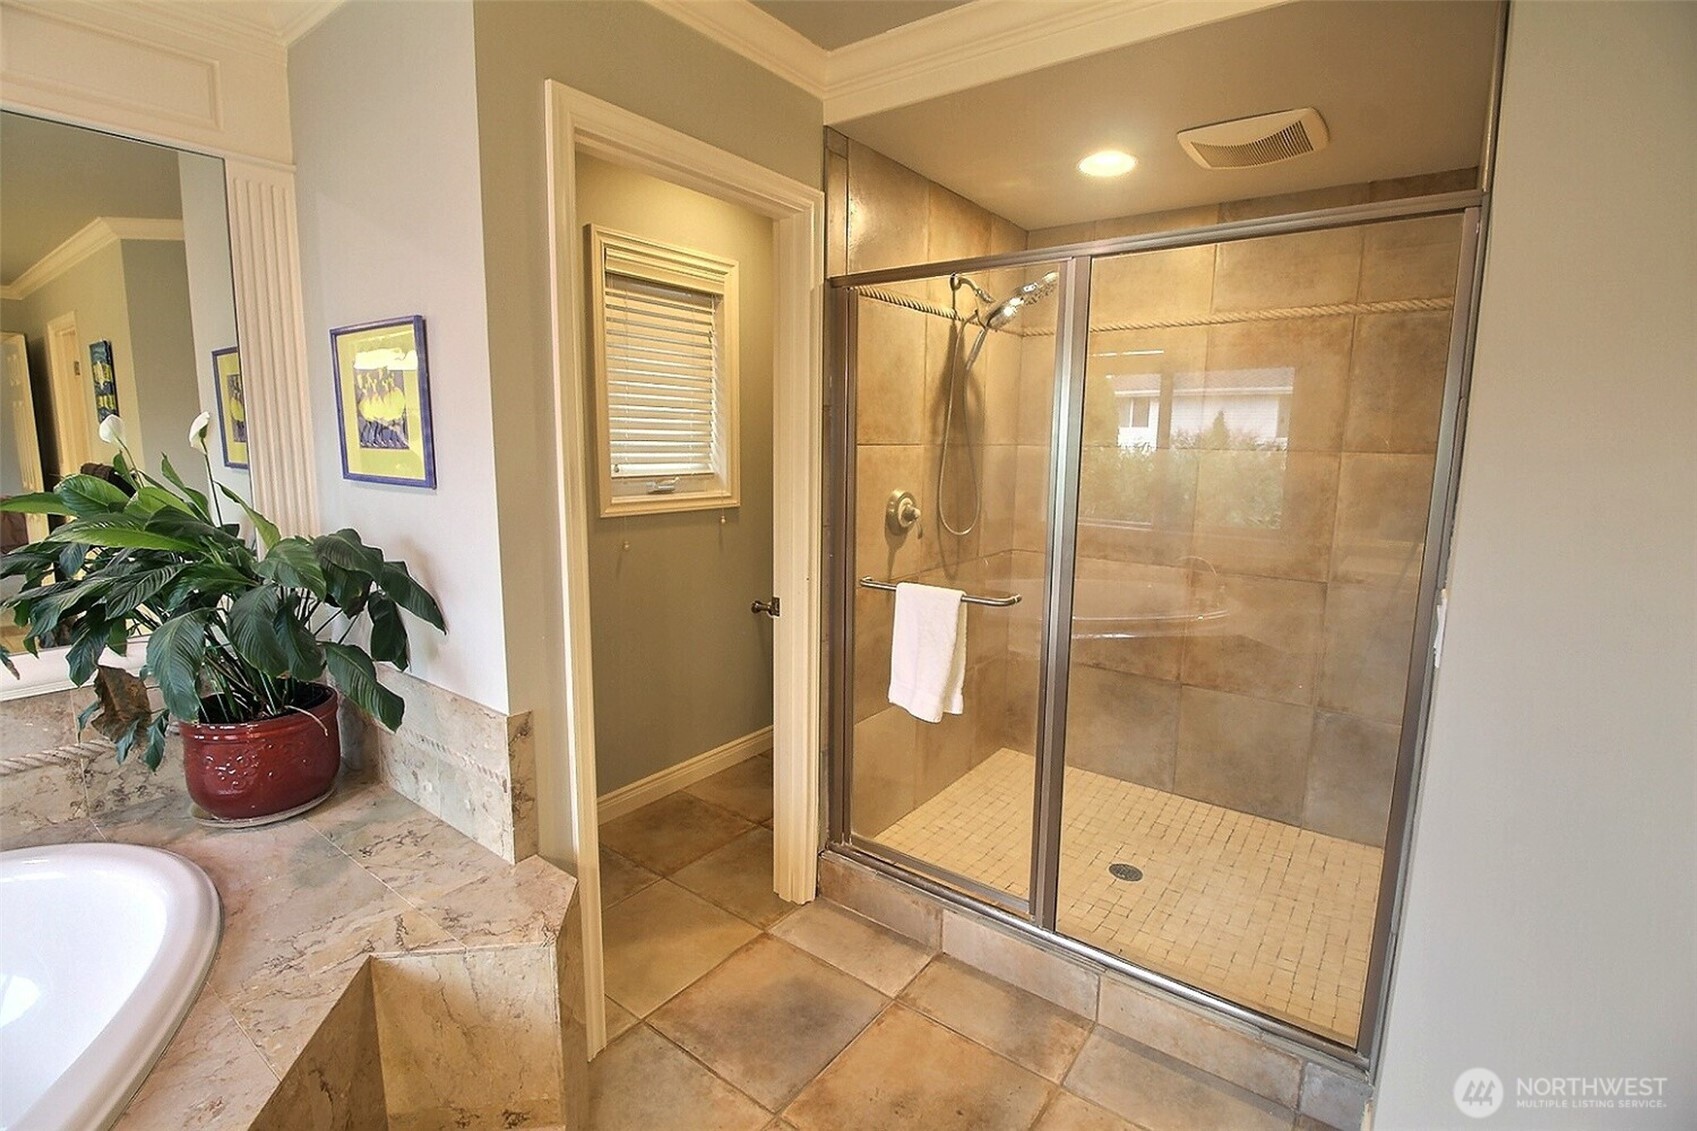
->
[[874, 749, 1382, 1043]]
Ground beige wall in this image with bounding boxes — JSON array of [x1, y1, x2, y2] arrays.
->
[[468, 0, 824, 860], [119, 240, 202, 485], [177, 150, 249, 500], [1377, 3, 1696, 1124], [575, 154, 775, 793]]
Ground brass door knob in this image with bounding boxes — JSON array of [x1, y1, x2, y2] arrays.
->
[[751, 597, 780, 617]]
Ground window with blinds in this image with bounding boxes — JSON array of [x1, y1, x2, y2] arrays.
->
[[589, 226, 740, 516]]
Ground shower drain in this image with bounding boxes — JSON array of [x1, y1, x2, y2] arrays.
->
[[1108, 863, 1144, 882]]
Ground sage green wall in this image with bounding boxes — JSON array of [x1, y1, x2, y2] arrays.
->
[[119, 240, 201, 489], [576, 154, 775, 793], [467, 0, 822, 851]]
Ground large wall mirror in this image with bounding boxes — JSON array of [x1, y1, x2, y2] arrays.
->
[[1, 110, 245, 665]]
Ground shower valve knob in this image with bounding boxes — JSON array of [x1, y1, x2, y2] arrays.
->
[[886, 490, 921, 535]]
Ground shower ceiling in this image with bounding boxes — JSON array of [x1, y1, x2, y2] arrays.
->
[[834, 0, 1500, 231]]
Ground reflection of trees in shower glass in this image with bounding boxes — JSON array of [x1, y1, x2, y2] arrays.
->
[[1080, 414, 1287, 530]]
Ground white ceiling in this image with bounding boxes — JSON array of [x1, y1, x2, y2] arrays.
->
[[0, 113, 185, 286], [752, 0, 968, 49], [835, 0, 1500, 231]]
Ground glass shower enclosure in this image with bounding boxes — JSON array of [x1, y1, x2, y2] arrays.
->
[[828, 195, 1481, 1057]]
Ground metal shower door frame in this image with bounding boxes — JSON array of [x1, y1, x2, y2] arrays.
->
[[827, 188, 1488, 1068]]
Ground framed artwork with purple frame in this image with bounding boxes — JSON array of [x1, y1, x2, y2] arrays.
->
[[329, 315, 435, 488], [211, 347, 248, 468]]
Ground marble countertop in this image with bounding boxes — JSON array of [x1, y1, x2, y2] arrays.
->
[[8, 768, 580, 1129]]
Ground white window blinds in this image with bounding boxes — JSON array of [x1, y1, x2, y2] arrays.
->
[[588, 225, 740, 517], [603, 274, 720, 479]]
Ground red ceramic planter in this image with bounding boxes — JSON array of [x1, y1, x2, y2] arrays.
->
[[179, 685, 341, 820]]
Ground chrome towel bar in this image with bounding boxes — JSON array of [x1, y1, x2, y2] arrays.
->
[[857, 577, 1022, 608]]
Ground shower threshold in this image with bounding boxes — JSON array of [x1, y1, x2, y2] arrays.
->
[[871, 749, 1382, 1044]]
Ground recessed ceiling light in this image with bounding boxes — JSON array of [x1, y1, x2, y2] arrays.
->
[[1078, 149, 1137, 178]]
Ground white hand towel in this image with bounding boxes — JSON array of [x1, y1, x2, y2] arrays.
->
[[888, 582, 967, 724]]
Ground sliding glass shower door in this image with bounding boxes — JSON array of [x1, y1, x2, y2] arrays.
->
[[841, 262, 1065, 908], [834, 206, 1476, 1052]]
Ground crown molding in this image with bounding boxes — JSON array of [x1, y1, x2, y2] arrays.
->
[[644, 0, 828, 98], [2, 216, 184, 301], [272, 1, 343, 46], [642, 0, 1286, 123], [824, 0, 1283, 122]]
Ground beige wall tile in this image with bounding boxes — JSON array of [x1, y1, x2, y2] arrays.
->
[[855, 443, 934, 581], [940, 909, 1100, 1015], [1026, 221, 1096, 249], [1205, 315, 1352, 453], [1359, 213, 1465, 302], [1305, 710, 1401, 846], [1367, 167, 1478, 201], [1180, 574, 1326, 705], [817, 853, 945, 948], [1213, 227, 1363, 312], [1096, 974, 1304, 1108], [826, 147, 848, 279], [978, 445, 1018, 557], [1063, 665, 1178, 788], [918, 691, 976, 804], [927, 183, 992, 263], [852, 707, 919, 836], [1219, 183, 1371, 223], [854, 584, 893, 723], [1091, 243, 1216, 325], [1318, 582, 1419, 725], [1012, 443, 1053, 552], [854, 300, 929, 445], [990, 215, 1028, 255], [1343, 310, 1453, 453], [1096, 203, 1222, 238], [846, 140, 927, 274], [1330, 453, 1436, 585], [1190, 452, 1340, 583], [1174, 687, 1313, 823], [1017, 331, 1056, 446], [1004, 654, 1041, 754]]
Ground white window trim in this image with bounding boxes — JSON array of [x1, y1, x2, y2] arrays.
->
[[587, 224, 741, 517]]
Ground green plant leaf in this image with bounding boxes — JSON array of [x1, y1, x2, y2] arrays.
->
[[314, 529, 383, 576], [125, 486, 194, 519], [113, 713, 148, 765], [165, 563, 252, 606], [103, 566, 183, 618], [146, 609, 212, 721], [158, 454, 213, 522], [375, 560, 445, 631], [323, 641, 403, 730], [274, 601, 325, 681], [141, 712, 170, 770], [55, 475, 130, 517], [216, 484, 281, 550], [257, 537, 327, 598], [45, 516, 198, 552], [66, 618, 115, 684], [366, 593, 409, 667], [56, 540, 89, 579], [227, 586, 289, 676], [0, 492, 73, 515]]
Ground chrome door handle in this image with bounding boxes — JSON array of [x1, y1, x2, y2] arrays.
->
[[751, 597, 780, 618]]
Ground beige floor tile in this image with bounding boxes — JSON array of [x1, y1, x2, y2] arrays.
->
[[601, 793, 755, 876], [769, 900, 933, 995], [1034, 1090, 1141, 1130], [685, 754, 774, 824], [600, 846, 660, 908], [651, 936, 887, 1111], [1064, 1029, 1294, 1131], [899, 956, 1091, 1082], [590, 1025, 768, 1131], [602, 881, 760, 1016], [784, 1005, 1053, 1131], [605, 997, 638, 1042], [671, 826, 796, 929], [881, 749, 1379, 1042]]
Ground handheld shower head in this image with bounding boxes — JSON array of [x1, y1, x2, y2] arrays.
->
[[985, 271, 1060, 329], [950, 273, 997, 306]]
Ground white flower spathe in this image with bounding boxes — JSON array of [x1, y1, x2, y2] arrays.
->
[[189, 410, 213, 455], [98, 414, 127, 446]]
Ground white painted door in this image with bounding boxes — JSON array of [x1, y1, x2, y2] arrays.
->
[[0, 332, 48, 543]]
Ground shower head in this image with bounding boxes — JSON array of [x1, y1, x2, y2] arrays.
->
[[950, 273, 997, 306], [985, 271, 1060, 330]]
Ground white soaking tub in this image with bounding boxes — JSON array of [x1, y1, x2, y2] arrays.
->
[[0, 843, 220, 1131]]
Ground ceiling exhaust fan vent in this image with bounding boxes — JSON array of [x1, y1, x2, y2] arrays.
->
[[1178, 108, 1329, 170]]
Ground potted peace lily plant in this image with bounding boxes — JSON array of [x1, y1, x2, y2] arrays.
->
[[0, 412, 444, 822]]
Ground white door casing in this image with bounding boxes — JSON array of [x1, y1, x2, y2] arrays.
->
[[544, 81, 826, 1056]]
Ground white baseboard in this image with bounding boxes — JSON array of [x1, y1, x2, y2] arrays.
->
[[597, 725, 773, 823]]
